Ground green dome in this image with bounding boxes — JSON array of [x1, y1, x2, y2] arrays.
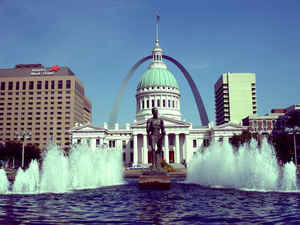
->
[[137, 68, 179, 89]]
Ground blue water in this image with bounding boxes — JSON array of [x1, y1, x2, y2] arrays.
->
[[1, 181, 300, 225]]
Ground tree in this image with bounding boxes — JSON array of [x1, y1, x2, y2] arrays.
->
[[229, 129, 252, 149]]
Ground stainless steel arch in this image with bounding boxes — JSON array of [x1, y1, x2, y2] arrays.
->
[[108, 55, 209, 127]]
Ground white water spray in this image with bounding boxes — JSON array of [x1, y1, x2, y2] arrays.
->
[[187, 139, 298, 191], [0, 169, 9, 193], [9, 143, 124, 194]]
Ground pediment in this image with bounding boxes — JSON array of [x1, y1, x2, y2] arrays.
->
[[213, 122, 246, 131], [71, 124, 105, 132], [131, 117, 191, 128]]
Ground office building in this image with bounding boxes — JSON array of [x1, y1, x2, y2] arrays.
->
[[215, 72, 257, 125], [0, 64, 91, 151]]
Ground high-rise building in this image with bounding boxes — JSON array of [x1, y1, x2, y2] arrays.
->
[[215, 72, 257, 125], [0, 64, 91, 151]]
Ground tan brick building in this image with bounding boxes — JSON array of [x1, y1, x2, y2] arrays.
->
[[0, 64, 91, 151]]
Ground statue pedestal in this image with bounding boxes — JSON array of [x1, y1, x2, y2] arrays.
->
[[138, 170, 171, 190]]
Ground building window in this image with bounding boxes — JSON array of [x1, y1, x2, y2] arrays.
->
[[168, 100, 171, 108], [109, 140, 115, 148], [29, 81, 34, 90], [58, 80, 63, 89], [147, 100, 149, 108], [8, 82, 13, 90], [130, 152, 133, 162], [130, 140, 133, 149], [37, 81, 42, 89], [163, 99, 166, 107], [45, 81, 49, 89], [22, 81, 26, 90], [193, 139, 197, 148], [157, 99, 160, 107], [96, 138, 100, 146], [0, 82, 5, 90], [66, 80, 71, 89], [122, 140, 126, 149], [51, 80, 55, 89], [152, 100, 155, 108]]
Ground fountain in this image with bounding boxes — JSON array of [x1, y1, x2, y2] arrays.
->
[[1, 138, 300, 224], [0, 169, 9, 194], [187, 138, 298, 192], [0, 143, 124, 194]]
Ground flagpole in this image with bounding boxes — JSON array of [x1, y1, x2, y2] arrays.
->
[[156, 12, 160, 43]]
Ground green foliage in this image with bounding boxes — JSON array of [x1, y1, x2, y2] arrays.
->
[[271, 133, 293, 163], [229, 129, 252, 149], [0, 141, 41, 168]]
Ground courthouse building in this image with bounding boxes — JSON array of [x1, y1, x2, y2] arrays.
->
[[71, 39, 246, 166], [0, 64, 91, 151]]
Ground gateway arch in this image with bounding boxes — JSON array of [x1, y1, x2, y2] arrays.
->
[[108, 55, 209, 127]]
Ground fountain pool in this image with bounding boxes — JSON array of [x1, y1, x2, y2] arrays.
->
[[0, 140, 300, 224]]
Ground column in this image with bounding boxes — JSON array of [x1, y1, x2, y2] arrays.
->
[[133, 135, 138, 165], [164, 134, 169, 163], [175, 134, 180, 163], [143, 135, 148, 164], [91, 138, 96, 152], [185, 134, 191, 164], [99, 137, 104, 147]]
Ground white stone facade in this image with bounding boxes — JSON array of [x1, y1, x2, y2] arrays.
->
[[71, 121, 246, 167]]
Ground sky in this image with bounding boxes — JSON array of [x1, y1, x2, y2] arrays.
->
[[0, 0, 299, 127]]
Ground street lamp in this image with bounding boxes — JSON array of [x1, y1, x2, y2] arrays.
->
[[285, 126, 300, 168], [15, 130, 31, 168]]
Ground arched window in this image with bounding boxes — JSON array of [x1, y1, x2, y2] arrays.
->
[[157, 99, 160, 107]]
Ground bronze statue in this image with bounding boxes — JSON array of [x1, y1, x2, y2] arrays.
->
[[146, 107, 165, 171]]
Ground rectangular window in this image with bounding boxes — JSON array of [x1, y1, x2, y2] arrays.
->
[[29, 81, 34, 90], [45, 80, 49, 89], [37, 81, 42, 89], [130, 140, 133, 149], [163, 100, 166, 107], [157, 100, 160, 107], [22, 81, 26, 90], [8, 82, 13, 90], [66, 80, 71, 89], [152, 100, 155, 108], [16, 81, 20, 90], [193, 139, 197, 148], [58, 80, 63, 89], [0, 82, 5, 90], [51, 80, 55, 89]]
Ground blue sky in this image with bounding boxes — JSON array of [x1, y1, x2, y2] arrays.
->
[[1, 0, 299, 126]]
